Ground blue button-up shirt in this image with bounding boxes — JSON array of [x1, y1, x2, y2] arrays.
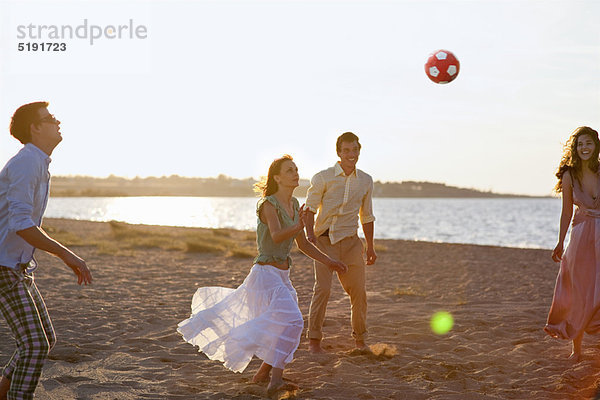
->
[[0, 144, 51, 272]]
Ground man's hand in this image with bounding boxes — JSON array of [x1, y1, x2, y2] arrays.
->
[[61, 252, 92, 285], [328, 259, 348, 274], [366, 247, 377, 265], [302, 207, 317, 244]]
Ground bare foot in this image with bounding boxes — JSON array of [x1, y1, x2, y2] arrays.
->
[[252, 371, 270, 384], [309, 339, 326, 354], [266, 380, 299, 397], [252, 363, 271, 384], [568, 351, 582, 362], [355, 340, 371, 352]]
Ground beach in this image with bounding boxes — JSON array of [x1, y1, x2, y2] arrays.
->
[[1, 218, 598, 399]]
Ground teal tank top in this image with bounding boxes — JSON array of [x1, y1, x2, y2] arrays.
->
[[253, 195, 300, 266]]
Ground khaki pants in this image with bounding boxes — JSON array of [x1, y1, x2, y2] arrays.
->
[[307, 234, 367, 341]]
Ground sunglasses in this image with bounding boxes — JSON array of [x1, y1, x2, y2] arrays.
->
[[38, 114, 59, 125]]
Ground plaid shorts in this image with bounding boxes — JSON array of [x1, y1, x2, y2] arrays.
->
[[0, 265, 55, 400]]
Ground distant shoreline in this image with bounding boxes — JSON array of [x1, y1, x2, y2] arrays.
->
[[49, 193, 551, 199], [50, 175, 551, 198]]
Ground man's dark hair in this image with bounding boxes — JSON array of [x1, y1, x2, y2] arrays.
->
[[10, 101, 49, 144], [336, 131, 361, 154]]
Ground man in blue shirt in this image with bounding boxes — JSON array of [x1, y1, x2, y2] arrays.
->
[[0, 102, 92, 400]]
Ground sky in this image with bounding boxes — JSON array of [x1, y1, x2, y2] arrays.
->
[[0, 0, 598, 197]]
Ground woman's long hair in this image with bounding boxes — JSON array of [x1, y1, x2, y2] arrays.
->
[[555, 126, 600, 193], [254, 154, 294, 197]]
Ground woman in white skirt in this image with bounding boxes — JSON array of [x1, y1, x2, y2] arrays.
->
[[177, 155, 348, 396]]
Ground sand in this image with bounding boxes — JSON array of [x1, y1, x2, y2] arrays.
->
[[1, 218, 599, 399]]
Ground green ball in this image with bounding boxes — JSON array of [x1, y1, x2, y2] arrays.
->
[[430, 311, 454, 335]]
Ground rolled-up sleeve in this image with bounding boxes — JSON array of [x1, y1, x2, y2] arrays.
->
[[359, 177, 376, 225], [305, 173, 325, 214], [6, 160, 37, 232]]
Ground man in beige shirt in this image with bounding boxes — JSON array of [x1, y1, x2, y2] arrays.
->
[[304, 132, 377, 353]]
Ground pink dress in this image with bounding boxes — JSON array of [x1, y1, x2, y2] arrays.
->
[[545, 176, 600, 339]]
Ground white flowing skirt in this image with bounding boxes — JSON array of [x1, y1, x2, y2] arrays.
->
[[177, 264, 303, 372]]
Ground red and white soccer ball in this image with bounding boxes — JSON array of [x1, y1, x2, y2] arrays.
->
[[424, 50, 460, 84]]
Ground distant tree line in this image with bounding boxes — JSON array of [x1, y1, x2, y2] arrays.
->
[[372, 181, 522, 198], [49, 175, 536, 198]]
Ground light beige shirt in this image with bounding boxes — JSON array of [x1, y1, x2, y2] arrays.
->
[[305, 162, 375, 244]]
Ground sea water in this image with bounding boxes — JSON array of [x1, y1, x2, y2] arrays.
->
[[44, 197, 561, 249]]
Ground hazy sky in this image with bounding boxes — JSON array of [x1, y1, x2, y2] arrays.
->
[[0, 0, 598, 196]]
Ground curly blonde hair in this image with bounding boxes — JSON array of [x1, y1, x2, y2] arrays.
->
[[555, 126, 600, 193]]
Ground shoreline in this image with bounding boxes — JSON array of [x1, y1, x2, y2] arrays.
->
[[49, 193, 550, 199], [48, 175, 547, 198], [48, 192, 552, 199], [43, 216, 556, 252], [2, 218, 598, 399]]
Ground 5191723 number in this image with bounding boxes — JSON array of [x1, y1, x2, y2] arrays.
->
[[18, 42, 67, 52]]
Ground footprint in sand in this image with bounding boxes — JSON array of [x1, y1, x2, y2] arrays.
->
[[346, 343, 397, 360]]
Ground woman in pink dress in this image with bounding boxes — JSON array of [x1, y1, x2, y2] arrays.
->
[[545, 126, 600, 361]]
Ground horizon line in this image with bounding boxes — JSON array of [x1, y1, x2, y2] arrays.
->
[[51, 173, 554, 198]]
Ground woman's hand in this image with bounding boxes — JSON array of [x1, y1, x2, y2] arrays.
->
[[552, 242, 564, 262], [298, 205, 307, 227]]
